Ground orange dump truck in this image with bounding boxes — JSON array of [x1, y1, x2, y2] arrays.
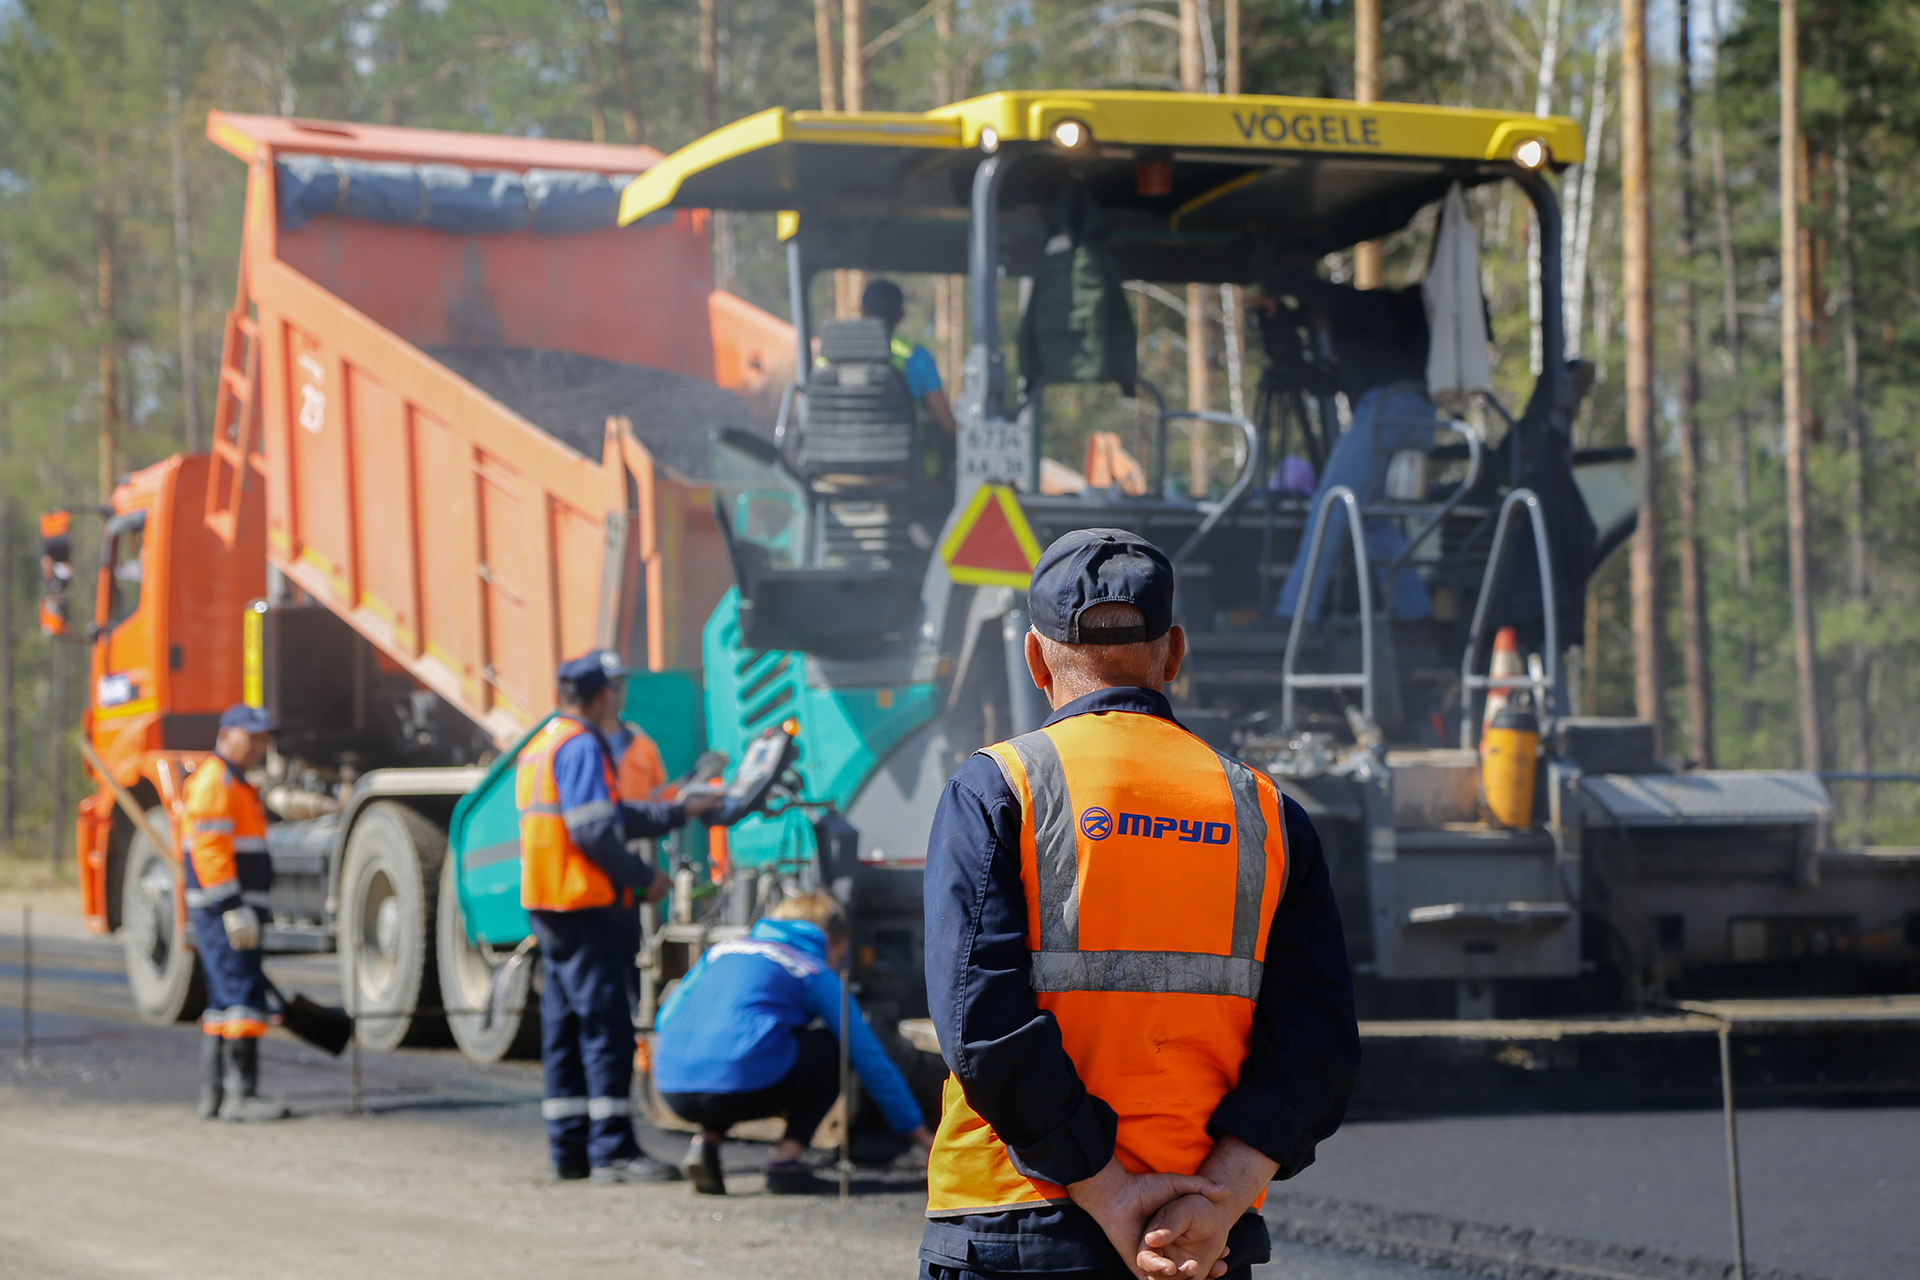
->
[[62, 112, 790, 1057]]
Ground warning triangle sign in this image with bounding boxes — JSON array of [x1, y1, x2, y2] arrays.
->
[[940, 484, 1042, 587]]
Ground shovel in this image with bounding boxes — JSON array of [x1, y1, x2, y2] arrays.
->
[[266, 978, 354, 1056]]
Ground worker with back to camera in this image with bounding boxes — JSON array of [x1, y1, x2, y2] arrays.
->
[[652, 892, 935, 1196], [186, 703, 289, 1122], [860, 278, 960, 436], [920, 529, 1361, 1280], [519, 651, 723, 1184]]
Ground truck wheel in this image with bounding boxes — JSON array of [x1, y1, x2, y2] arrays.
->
[[436, 857, 540, 1063], [338, 801, 447, 1050], [121, 809, 207, 1025]]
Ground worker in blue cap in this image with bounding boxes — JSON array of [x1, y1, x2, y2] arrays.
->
[[518, 650, 722, 1183], [919, 528, 1359, 1280], [186, 704, 289, 1121]]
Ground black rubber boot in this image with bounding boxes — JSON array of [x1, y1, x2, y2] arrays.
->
[[684, 1133, 726, 1196], [196, 1034, 225, 1120], [218, 1037, 290, 1122]]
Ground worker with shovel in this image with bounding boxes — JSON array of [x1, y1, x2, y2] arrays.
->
[[186, 704, 289, 1122], [519, 652, 722, 1184]]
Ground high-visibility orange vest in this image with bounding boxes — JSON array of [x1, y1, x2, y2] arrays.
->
[[926, 710, 1288, 1216], [182, 755, 271, 911], [518, 717, 623, 912]]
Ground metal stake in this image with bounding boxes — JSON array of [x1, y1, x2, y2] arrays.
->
[[19, 905, 31, 1066], [347, 926, 362, 1116], [839, 945, 852, 1202], [1719, 1023, 1747, 1280]]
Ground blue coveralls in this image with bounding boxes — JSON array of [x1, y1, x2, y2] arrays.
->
[[532, 722, 687, 1172]]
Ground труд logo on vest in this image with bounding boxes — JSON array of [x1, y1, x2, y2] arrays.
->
[[1080, 807, 1232, 845]]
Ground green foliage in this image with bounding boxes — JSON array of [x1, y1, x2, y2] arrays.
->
[[1, 0, 1914, 848]]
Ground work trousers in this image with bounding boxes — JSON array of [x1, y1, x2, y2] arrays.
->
[[532, 906, 640, 1170], [660, 1025, 841, 1148], [190, 905, 269, 1038]]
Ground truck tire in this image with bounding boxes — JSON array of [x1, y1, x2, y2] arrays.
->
[[338, 801, 448, 1050], [436, 856, 540, 1063], [121, 808, 207, 1025]]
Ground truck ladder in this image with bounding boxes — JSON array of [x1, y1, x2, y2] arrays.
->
[[205, 259, 265, 549], [1457, 487, 1562, 745], [1280, 485, 1377, 729]]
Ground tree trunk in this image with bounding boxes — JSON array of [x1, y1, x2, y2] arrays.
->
[[1224, 0, 1240, 94], [1565, 47, 1608, 361], [0, 498, 12, 845], [1674, 0, 1712, 765], [1833, 31, 1871, 809], [98, 143, 120, 506], [1352, 0, 1382, 288], [602, 0, 644, 144], [1181, 0, 1211, 493], [1704, 0, 1756, 735], [1527, 0, 1562, 376], [167, 44, 201, 454], [1620, 0, 1666, 751], [699, 0, 719, 131], [1780, 0, 1821, 772], [0, 245, 11, 844], [835, 0, 866, 319], [49, 641, 65, 870], [814, 0, 840, 112]]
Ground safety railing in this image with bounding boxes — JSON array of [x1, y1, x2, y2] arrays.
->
[[1458, 487, 1562, 746], [1169, 409, 1262, 569], [1280, 485, 1376, 729]]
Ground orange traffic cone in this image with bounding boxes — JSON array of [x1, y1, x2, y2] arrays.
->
[[1481, 626, 1521, 748]]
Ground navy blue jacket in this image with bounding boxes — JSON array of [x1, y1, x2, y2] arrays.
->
[[921, 685, 1360, 1273]]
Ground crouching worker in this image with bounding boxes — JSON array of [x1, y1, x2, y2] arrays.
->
[[521, 652, 722, 1185], [187, 704, 289, 1122], [653, 893, 935, 1195]]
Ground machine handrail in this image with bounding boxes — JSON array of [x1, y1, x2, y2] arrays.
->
[[1169, 410, 1261, 570], [1280, 484, 1375, 729], [1382, 417, 1484, 582], [1458, 487, 1562, 746]]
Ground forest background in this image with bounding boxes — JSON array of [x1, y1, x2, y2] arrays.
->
[[0, 0, 1913, 872]]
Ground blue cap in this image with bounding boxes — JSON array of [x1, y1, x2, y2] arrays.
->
[[557, 649, 626, 701], [219, 704, 277, 733], [1028, 528, 1174, 644]]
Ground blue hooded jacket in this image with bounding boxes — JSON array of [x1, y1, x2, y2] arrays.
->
[[652, 917, 924, 1135]]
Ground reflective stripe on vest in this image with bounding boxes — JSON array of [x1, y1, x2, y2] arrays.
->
[[517, 718, 621, 912], [925, 710, 1288, 1219], [1005, 727, 1274, 1000]]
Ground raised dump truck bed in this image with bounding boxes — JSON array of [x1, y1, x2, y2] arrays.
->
[[74, 113, 792, 1060]]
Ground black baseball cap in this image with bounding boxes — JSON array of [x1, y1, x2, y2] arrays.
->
[[219, 704, 277, 733], [1028, 528, 1175, 644], [557, 649, 626, 701]]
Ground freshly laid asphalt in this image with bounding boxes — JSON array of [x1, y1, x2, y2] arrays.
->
[[5, 904, 1913, 1280]]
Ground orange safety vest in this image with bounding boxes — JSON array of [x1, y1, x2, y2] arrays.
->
[[182, 755, 271, 911], [518, 716, 627, 912], [926, 710, 1288, 1217]]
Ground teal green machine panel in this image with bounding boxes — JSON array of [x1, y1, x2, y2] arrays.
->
[[701, 590, 939, 873]]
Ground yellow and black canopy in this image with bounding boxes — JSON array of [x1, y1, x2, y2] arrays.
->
[[620, 90, 1582, 281]]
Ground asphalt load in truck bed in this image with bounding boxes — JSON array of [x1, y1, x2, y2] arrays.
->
[[427, 345, 760, 480]]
